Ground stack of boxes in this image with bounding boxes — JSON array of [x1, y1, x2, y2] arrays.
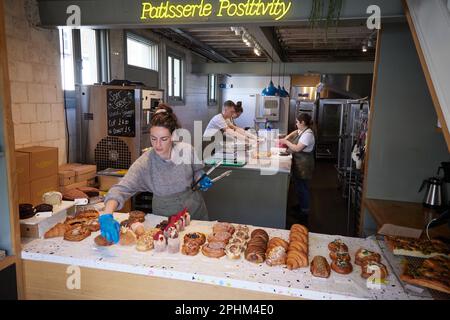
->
[[16, 146, 58, 205], [58, 163, 97, 193]]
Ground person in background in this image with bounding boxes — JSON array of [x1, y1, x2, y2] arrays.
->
[[225, 101, 257, 141], [99, 105, 212, 243], [203, 100, 248, 140], [277, 113, 315, 219]]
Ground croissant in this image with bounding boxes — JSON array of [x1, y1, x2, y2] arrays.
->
[[267, 237, 289, 251], [289, 240, 308, 255], [291, 224, 308, 235], [44, 223, 71, 238], [286, 250, 308, 270], [266, 246, 287, 266], [289, 232, 308, 244]]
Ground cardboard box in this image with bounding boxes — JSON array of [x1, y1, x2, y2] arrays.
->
[[16, 146, 58, 181], [98, 175, 122, 191], [20, 201, 75, 238], [58, 180, 87, 193], [58, 169, 76, 186], [30, 175, 58, 205], [16, 152, 30, 185], [18, 183, 31, 204], [73, 164, 97, 182]]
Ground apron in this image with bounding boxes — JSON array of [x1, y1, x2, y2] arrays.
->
[[152, 188, 209, 221], [289, 129, 315, 180]]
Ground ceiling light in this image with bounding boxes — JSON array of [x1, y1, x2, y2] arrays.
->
[[254, 48, 261, 56]]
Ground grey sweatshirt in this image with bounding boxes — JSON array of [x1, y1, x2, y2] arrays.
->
[[104, 142, 205, 210]]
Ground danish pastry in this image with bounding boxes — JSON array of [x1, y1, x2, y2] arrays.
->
[[181, 241, 200, 256], [329, 251, 351, 262], [202, 242, 226, 258], [213, 222, 235, 235], [355, 248, 381, 266], [207, 231, 232, 244], [119, 227, 137, 246], [184, 232, 206, 246], [130, 222, 145, 237], [331, 259, 353, 274], [328, 239, 348, 253], [76, 209, 99, 219], [361, 261, 388, 280], [136, 232, 154, 252], [225, 244, 242, 260], [129, 210, 146, 223], [84, 219, 100, 232], [266, 246, 287, 266], [64, 225, 91, 242], [94, 234, 113, 246], [44, 223, 71, 238]]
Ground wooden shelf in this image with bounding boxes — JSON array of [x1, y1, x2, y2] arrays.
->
[[363, 198, 450, 239], [0, 255, 16, 272]]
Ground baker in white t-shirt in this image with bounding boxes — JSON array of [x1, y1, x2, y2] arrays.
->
[[276, 113, 315, 217]]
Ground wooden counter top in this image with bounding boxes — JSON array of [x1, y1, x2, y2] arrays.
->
[[363, 198, 450, 239]]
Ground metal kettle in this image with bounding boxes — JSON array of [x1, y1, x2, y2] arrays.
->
[[419, 177, 443, 208]]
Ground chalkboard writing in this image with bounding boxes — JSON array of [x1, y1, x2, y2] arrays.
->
[[107, 89, 136, 137]]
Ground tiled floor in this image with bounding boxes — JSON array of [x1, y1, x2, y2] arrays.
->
[[286, 160, 353, 236]]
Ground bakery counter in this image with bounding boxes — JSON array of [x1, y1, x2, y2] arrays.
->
[[203, 149, 292, 229], [21, 214, 420, 300]]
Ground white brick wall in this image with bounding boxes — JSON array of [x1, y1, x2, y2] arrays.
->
[[5, 0, 67, 164]]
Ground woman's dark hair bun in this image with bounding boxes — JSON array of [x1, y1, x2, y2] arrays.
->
[[151, 104, 181, 133]]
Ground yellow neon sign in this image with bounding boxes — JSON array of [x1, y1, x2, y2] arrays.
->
[[141, 0, 292, 21]]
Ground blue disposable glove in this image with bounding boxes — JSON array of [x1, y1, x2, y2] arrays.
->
[[99, 214, 120, 244], [198, 176, 213, 191]]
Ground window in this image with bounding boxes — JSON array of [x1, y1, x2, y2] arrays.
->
[[80, 29, 98, 85], [60, 29, 75, 90], [208, 74, 217, 105], [168, 54, 184, 102], [127, 34, 158, 71]]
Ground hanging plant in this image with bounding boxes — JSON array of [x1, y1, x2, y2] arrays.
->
[[309, 0, 343, 41]]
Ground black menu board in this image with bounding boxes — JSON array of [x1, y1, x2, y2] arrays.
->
[[107, 89, 136, 137]]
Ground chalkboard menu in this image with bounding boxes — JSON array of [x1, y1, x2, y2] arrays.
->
[[107, 89, 136, 137]]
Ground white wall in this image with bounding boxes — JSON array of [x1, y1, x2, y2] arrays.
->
[[222, 75, 291, 128]]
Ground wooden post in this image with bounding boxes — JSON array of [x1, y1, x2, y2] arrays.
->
[[0, 0, 24, 299]]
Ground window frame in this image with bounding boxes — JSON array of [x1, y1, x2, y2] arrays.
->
[[207, 74, 218, 106], [125, 32, 159, 72], [167, 51, 185, 105]]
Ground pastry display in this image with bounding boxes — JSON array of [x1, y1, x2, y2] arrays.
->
[[42, 191, 62, 206], [64, 216, 90, 228], [265, 237, 289, 266], [62, 189, 88, 201], [361, 261, 388, 280], [400, 255, 450, 294], [130, 222, 145, 238], [207, 231, 232, 244], [119, 227, 137, 246], [76, 209, 99, 219], [310, 256, 331, 278], [183, 232, 206, 247], [182, 240, 201, 256], [44, 223, 71, 238], [19, 203, 35, 220], [329, 251, 351, 262], [84, 219, 100, 232], [63, 225, 91, 242], [286, 224, 309, 270], [94, 234, 113, 246], [77, 186, 100, 198], [355, 248, 381, 266], [331, 258, 353, 275], [153, 231, 167, 252], [34, 203, 53, 213], [245, 229, 269, 264], [385, 235, 450, 258], [328, 239, 348, 253], [129, 210, 146, 223], [136, 230, 154, 252], [202, 241, 226, 258]]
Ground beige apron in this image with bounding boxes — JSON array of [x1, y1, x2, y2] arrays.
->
[[290, 129, 315, 180], [152, 188, 209, 221]]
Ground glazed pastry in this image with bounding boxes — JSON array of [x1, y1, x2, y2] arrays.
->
[[130, 222, 145, 238], [62, 189, 88, 201], [153, 231, 167, 252], [94, 234, 113, 246], [44, 223, 71, 238], [266, 246, 287, 266], [19, 203, 35, 219], [330, 251, 351, 262], [361, 261, 388, 280], [76, 209, 99, 219], [213, 222, 235, 235], [267, 237, 289, 252], [288, 240, 308, 255], [64, 225, 91, 242], [64, 216, 89, 228], [225, 244, 242, 260], [245, 230, 269, 264], [331, 259, 353, 275], [355, 248, 381, 266], [328, 239, 349, 253], [202, 242, 226, 258], [183, 232, 206, 246], [42, 191, 62, 206], [76, 186, 100, 198], [181, 241, 200, 256], [119, 227, 137, 246], [310, 256, 331, 278], [289, 232, 308, 244], [136, 231, 154, 252], [291, 224, 309, 235], [84, 219, 100, 232], [129, 210, 146, 223], [207, 231, 232, 244], [250, 229, 269, 242]]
